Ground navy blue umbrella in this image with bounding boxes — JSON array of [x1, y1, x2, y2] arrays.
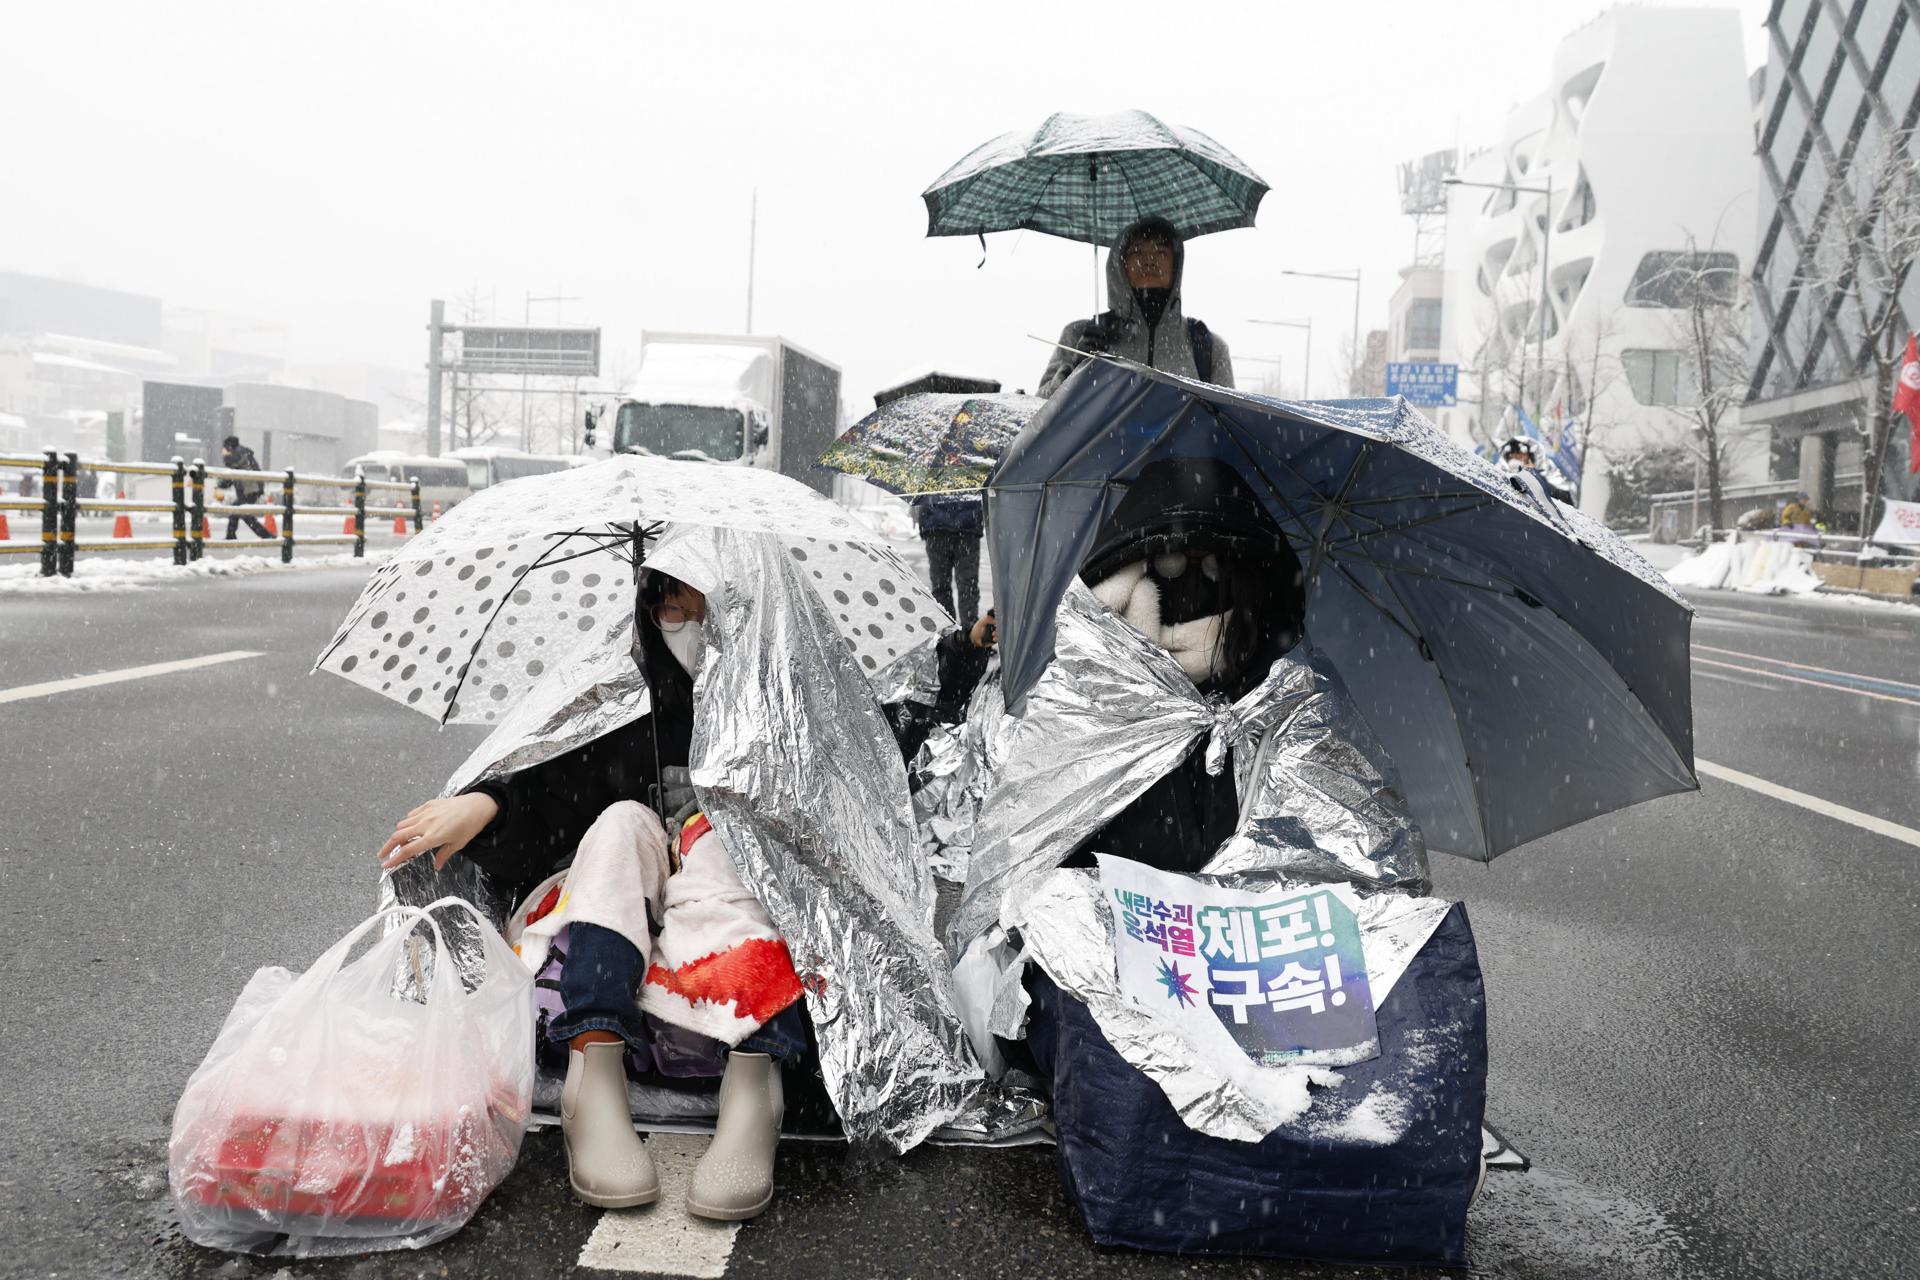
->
[[986, 359, 1696, 861]]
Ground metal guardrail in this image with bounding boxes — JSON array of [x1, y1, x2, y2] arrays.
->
[[0, 449, 426, 578], [1646, 473, 1867, 543]]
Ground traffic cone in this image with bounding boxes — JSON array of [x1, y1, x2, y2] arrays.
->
[[0, 512, 11, 540], [112, 492, 133, 539], [262, 510, 278, 537], [343, 514, 358, 535], [201, 516, 212, 539], [393, 513, 409, 535]]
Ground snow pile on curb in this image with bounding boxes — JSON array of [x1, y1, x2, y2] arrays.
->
[[0, 551, 390, 596], [1665, 538, 1824, 595]]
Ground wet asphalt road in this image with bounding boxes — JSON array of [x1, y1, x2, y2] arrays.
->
[[1, 561, 1916, 1279]]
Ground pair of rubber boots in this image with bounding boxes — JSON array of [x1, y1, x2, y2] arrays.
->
[[560, 1040, 781, 1220]]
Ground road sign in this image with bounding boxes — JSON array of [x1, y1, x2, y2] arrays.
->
[[456, 326, 600, 377], [1385, 361, 1457, 407]]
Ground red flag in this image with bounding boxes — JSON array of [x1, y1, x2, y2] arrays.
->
[[1896, 332, 1920, 473]]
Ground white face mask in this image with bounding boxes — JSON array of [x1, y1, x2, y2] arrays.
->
[[662, 619, 706, 676]]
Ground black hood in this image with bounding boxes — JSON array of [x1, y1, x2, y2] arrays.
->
[[1081, 457, 1290, 584]]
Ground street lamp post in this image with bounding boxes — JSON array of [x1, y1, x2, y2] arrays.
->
[[1280, 269, 1361, 393], [1247, 317, 1314, 396], [1445, 175, 1554, 426]]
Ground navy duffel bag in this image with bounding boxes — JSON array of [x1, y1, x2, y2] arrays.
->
[[1025, 901, 1486, 1266]]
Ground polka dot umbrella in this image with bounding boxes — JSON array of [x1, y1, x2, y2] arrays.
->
[[314, 456, 949, 725]]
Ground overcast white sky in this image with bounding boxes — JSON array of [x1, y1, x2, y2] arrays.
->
[[4, 0, 1773, 411]]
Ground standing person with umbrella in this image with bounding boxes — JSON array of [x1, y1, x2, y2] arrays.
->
[[1036, 215, 1234, 396], [921, 110, 1260, 396]]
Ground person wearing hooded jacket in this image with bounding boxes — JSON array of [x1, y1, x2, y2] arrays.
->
[[1036, 216, 1235, 398], [377, 570, 802, 1223], [932, 458, 1304, 870]]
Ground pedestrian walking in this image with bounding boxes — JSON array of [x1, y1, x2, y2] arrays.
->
[[216, 436, 273, 540], [1036, 214, 1235, 397], [912, 492, 983, 626]]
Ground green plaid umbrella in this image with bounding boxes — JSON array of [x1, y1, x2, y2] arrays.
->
[[923, 110, 1267, 246], [816, 393, 1043, 496]]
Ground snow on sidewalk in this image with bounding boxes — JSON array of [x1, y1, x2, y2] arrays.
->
[[1664, 537, 1825, 595], [0, 549, 391, 596]]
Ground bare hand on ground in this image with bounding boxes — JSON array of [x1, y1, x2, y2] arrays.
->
[[378, 792, 500, 871]]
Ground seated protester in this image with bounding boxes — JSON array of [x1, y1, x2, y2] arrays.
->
[[1497, 436, 1573, 504], [941, 461, 1472, 1264], [378, 571, 798, 1222], [936, 458, 1307, 876], [1036, 215, 1235, 398]]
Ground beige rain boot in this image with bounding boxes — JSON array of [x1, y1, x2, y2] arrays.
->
[[687, 1052, 782, 1221], [560, 1040, 660, 1208]]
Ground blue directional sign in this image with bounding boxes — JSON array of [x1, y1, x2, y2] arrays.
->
[[1385, 361, 1458, 407]]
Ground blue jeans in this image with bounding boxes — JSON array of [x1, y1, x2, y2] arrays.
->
[[548, 922, 808, 1067]]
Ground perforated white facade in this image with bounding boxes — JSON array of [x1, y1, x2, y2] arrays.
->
[[1434, 6, 1764, 517]]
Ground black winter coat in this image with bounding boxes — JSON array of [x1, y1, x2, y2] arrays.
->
[[459, 623, 694, 908], [219, 446, 265, 503]]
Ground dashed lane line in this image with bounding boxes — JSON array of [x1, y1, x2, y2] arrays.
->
[[576, 1133, 738, 1277], [0, 650, 264, 705], [1697, 759, 1920, 850]]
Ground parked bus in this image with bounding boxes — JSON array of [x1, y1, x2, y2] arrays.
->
[[339, 452, 472, 511], [446, 447, 577, 491]]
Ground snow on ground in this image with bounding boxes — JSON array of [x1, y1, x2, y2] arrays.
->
[[1621, 536, 1690, 573], [0, 549, 391, 595], [1665, 537, 1826, 596]]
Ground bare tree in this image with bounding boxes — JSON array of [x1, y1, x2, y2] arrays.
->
[[1798, 126, 1920, 533], [1554, 304, 1625, 505], [1461, 252, 1552, 449], [1644, 241, 1752, 531]]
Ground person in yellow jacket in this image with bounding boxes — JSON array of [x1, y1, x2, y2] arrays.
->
[[1780, 493, 1818, 528]]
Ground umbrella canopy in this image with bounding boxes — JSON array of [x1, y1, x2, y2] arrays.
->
[[923, 110, 1267, 245], [316, 457, 949, 724], [816, 392, 1043, 496], [985, 359, 1697, 861]]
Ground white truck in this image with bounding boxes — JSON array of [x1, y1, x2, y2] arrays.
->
[[607, 332, 843, 495]]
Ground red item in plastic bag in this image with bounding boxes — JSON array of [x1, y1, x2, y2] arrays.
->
[[169, 898, 533, 1257]]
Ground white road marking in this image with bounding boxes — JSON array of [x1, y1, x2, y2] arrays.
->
[[1697, 759, 1920, 850], [0, 650, 264, 705], [577, 1133, 738, 1277]]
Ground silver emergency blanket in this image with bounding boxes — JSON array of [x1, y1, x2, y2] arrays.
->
[[654, 526, 984, 1152], [941, 583, 1447, 1141], [1008, 868, 1452, 1143], [908, 661, 1011, 883], [949, 581, 1431, 956]]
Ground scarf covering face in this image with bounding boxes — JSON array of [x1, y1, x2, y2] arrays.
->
[[1089, 554, 1232, 683]]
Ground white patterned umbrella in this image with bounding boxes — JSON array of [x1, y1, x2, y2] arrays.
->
[[315, 457, 948, 725]]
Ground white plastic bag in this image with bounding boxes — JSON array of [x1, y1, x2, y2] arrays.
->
[[168, 897, 534, 1257]]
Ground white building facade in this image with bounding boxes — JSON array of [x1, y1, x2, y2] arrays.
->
[[1435, 6, 1764, 519]]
